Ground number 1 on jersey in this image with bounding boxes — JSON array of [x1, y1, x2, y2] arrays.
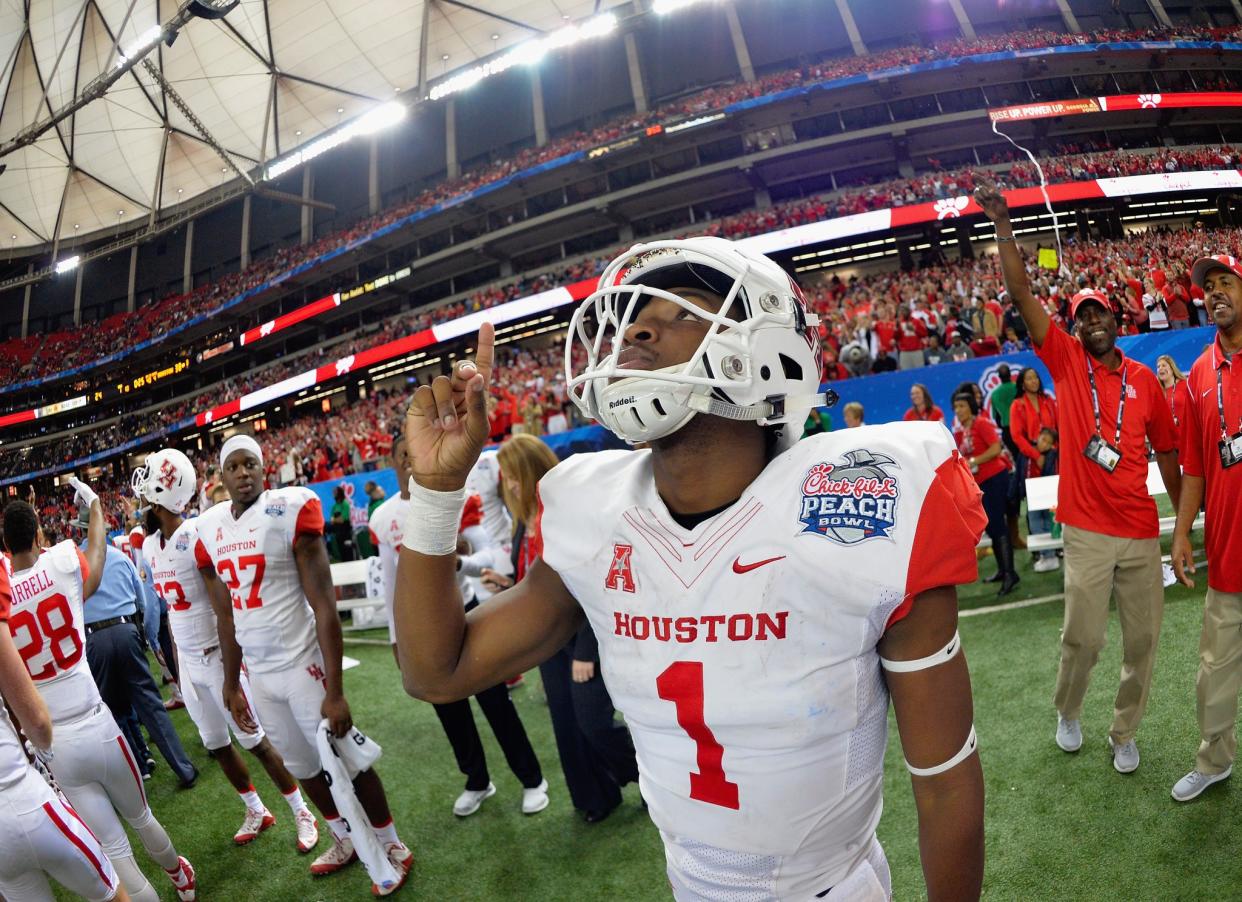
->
[[656, 661, 740, 810]]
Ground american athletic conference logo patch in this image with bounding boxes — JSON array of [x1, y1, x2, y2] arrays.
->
[[798, 451, 901, 545]]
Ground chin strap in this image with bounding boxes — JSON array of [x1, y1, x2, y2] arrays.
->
[[686, 390, 840, 422]]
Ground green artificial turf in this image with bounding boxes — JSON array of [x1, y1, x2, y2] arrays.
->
[[53, 511, 1234, 900]]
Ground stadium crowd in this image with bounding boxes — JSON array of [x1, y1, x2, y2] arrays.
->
[[3, 21, 1238, 388], [5, 133, 1240, 460]]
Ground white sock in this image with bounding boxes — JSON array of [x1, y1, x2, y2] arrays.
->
[[239, 785, 263, 812], [282, 785, 310, 816], [326, 817, 350, 843], [372, 818, 399, 847]]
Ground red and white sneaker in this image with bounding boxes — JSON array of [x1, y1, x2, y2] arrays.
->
[[234, 807, 275, 845], [295, 809, 320, 853], [372, 842, 414, 897], [310, 836, 357, 876], [168, 856, 196, 901]]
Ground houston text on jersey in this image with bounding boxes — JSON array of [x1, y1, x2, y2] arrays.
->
[[612, 610, 789, 643]]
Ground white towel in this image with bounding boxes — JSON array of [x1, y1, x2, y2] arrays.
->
[[315, 720, 400, 892]]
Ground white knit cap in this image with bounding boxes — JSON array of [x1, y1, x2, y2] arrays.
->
[[219, 434, 263, 469]]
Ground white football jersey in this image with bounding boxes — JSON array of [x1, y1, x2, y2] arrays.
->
[[194, 488, 324, 674], [539, 423, 985, 899], [367, 494, 409, 611], [465, 450, 512, 552], [5, 542, 100, 723], [143, 519, 219, 655]]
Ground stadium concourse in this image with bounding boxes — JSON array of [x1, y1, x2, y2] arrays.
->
[[3, 1, 1242, 899]]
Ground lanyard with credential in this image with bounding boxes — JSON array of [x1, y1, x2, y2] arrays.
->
[[1087, 357, 1128, 446], [1218, 363, 1240, 439]]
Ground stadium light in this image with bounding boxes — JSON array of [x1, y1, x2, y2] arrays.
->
[[115, 25, 164, 68], [55, 255, 80, 274], [264, 101, 407, 181], [428, 13, 617, 102]]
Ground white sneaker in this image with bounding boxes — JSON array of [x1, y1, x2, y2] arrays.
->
[[294, 808, 319, 853], [521, 779, 549, 815], [1172, 766, 1232, 802], [453, 783, 496, 817], [1033, 556, 1061, 573], [168, 857, 196, 902], [310, 835, 357, 876], [233, 807, 275, 845], [1108, 737, 1140, 774], [373, 842, 414, 897], [1056, 716, 1082, 752]]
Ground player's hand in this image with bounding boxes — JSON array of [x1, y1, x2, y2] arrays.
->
[[67, 476, 98, 509], [481, 567, 514, 593], [322, 693, 353, 738], [571, 660, 595, 683], [405, 322, 495, 492], [973, 178, 1010, 224], [1171, 532, 1196, 589], [224, 686, 259, 734]]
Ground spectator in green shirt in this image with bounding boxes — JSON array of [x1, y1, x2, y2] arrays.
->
[[989, 363, 1018, 429], [329, 484, 354, 561]]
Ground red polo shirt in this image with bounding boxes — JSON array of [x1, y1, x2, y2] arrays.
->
[[1035, 325, 1176, 539], [1180, 335, 1242, 592]]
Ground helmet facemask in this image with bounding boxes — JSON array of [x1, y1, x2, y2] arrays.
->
[[566, 238, 830, 450]]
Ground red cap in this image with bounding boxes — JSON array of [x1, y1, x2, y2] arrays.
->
[[1190, 254, 1242, 290], [1069, 288, 1112, 319]]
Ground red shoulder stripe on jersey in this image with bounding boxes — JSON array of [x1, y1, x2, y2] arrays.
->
[[43, 801, 115, 891], [294, 497, 325, 541], [889, 451, 987, 630], [75, 548, 90, 588], [194, 538, 212, 570], [129, 531, 144, 550]]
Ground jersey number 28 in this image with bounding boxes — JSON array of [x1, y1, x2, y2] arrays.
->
[[657, 661, 740, 810], [10, 594, 84, 681]]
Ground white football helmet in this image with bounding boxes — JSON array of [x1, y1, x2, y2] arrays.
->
[[565, 236, 828, 451], [132, 448, 197, 514]]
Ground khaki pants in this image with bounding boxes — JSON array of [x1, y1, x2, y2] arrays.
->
[[1053, 524, 1164, 744], [1195, 588, 1242, 774]]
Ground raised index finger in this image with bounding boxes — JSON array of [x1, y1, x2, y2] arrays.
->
[[474, 321, 495, 388]]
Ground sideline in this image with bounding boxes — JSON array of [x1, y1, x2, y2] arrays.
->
[[961, 556, 1208, 619]]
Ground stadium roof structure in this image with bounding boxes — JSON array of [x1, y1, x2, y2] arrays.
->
[[0, 0, 616, 254]]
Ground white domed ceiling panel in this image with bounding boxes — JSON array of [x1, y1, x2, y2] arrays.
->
[[0, 0, 618, 252]]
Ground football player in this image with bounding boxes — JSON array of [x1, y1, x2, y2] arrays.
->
[[3, 483, 196, 902], [131, 448, 320, 850], [195, 435, 412, 895], [396, 237, 987, 900], [0, 556, 128, 902]]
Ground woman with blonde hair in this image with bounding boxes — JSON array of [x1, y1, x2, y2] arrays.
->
[[491, 434, 639, 823], [1155, 354, 1189, 428]]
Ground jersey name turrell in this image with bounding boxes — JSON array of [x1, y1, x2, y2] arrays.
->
[[5, 542, 99, 723], [539, 423, 984, 899], [194, 488, 324, 674], [143, 519, 219, 655]]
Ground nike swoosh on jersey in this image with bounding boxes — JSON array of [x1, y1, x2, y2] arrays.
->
[[732, 555, 786, 574]]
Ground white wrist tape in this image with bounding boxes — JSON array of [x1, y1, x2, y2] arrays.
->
[[905, 725, 978, 777], [879, 630, 961, 673], [402, 480, 466, 556]]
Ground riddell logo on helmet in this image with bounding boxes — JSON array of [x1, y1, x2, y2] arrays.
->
[[608, 396, 637, 409]]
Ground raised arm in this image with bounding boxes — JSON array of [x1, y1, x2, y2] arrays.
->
[[68, 478, 105, 598], [877, 587, 984, 902], [974, 179, 1051, 346], [394, 322, 584, 703]]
